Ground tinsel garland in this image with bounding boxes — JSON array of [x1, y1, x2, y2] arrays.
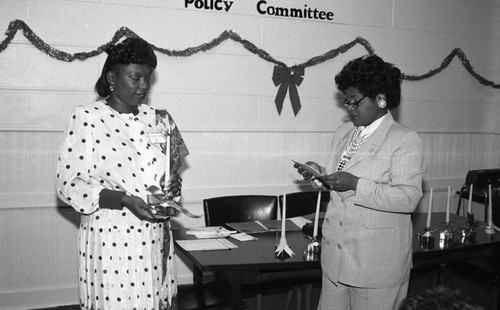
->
[[402, 48, 500, 89], [1, 19, 499, 114]]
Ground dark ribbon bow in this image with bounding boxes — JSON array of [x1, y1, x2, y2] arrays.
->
[[272, 65, 304, 116]]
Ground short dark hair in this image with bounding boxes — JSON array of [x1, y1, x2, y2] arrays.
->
[[94, 38, 157, 98], [334, 54, 402, 109]]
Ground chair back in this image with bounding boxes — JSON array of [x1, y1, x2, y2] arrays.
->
[[280, 191, 330, 218], [203, 195, 278, 227]]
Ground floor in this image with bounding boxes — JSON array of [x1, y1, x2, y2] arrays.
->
[[30, 286, 320, 310], [33, 269, 496, 310]]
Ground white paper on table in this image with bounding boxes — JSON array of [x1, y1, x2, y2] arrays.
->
[[230, 232, 258, 241], [186, 227, 237, 239], [177, 239, 238, 251], [290, 216, 311, 228]]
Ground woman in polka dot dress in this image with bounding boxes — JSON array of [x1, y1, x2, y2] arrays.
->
[[56, 38, 188, 310]]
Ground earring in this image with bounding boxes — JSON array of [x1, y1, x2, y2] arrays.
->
[[109, 84, 114, 92], [378, 100, 387, 108]]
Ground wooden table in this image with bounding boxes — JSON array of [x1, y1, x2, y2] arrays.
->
[[173, 212, 500, 309]]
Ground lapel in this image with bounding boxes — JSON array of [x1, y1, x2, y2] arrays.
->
[[343, 113, 394, 171], [331, 123, 355, 172]]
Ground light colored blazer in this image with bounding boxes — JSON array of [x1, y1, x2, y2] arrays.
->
[[321, 112, 424, 288]]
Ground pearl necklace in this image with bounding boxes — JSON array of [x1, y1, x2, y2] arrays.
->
[[337, 127, 369, 171]]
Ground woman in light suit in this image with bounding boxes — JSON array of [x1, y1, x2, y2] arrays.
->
[[295, 55, 424, 310]]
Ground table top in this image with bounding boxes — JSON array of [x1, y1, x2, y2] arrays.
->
[[173, 212, 500, 273], [173, 228, 319, 272], [412, 212, 500, 265]]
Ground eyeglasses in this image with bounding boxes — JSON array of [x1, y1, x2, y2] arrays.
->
[[343, 95, 366, 109]]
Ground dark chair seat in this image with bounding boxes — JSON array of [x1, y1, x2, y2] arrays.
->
[[279, 191, 330, 218], [455, 185, 489, 219], [203, 195, 278, 227]]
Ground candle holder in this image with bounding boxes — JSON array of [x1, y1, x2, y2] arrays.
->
[[458, 212, 476, 244], [417, 228, 436, 249], [459, 226, 476, 244], [275, 244, 294, 260], [275, 194, 295, 260], [465, 212, 474, 228], [438, 224, 455, 249], [485, 225, 495, 240], [303, 238, 321, 261]]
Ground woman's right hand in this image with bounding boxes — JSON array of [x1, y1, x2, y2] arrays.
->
[[121, 195, 167, 222], [293, 161, 321, 181]]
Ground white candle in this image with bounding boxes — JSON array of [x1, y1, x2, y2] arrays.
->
[[164, 126, 171, 192], [426, 188, 433, 228], [467, 183, 473, 214], [277, 196, 280, 220], [446, 186, 451, 224], [282, 193, 287, 237], [313, 191, 322, 238], [488, 184, 493, 226]]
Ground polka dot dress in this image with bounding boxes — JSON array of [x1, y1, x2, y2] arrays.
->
[[56, 100, 187, 310]]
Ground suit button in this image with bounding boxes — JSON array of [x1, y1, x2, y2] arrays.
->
[[325, 218, 329, 223], [339, 221, 343, 226], [337, 244, 342, 250], [369, 148, 374, 153]]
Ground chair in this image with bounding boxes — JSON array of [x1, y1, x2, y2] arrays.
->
[[203, 195, 278, 228], [203, 195, 294, 310], [455, 184, 489, 219], [278, 191, 329, 310], [177, 282, 230, 310], [456, 169, 500, 222], [280, 190, 330, 218]]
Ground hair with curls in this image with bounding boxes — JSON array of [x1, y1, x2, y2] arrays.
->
[[334, 54, 402, 110], [94, 38, 157, 98]]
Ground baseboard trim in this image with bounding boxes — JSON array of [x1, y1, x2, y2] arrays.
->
[[0, 285, 78, 310]]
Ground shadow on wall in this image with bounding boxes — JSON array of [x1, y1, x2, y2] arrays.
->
[[56, 197, 80, 228]]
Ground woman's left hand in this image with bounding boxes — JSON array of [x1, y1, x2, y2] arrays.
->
[[318, 171, 359, 192], [160, 173, 182, 198]]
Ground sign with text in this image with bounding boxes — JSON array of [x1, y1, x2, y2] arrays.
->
[[184, 0, 335, 21]]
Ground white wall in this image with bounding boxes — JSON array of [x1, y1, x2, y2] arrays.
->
[[1, 0, 500, 308]]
